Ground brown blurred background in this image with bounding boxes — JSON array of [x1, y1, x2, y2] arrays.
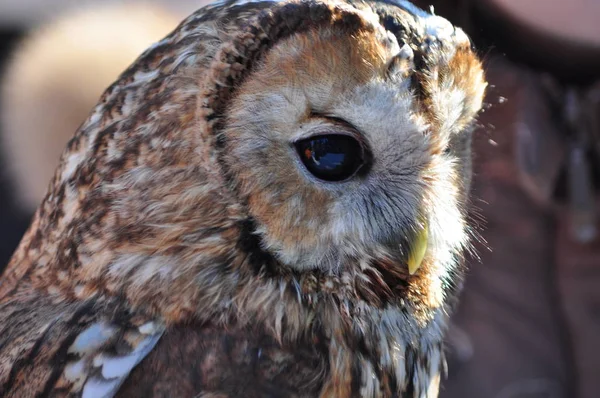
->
[[412, 1, 600, 398], [0, 1, 599, 397]]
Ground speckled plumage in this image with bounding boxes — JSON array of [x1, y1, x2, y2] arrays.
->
[[0, 0, 486, 397]]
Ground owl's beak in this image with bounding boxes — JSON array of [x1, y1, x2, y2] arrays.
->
[[407, 223, 428, 275]]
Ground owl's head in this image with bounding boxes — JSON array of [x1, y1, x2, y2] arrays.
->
[[211, 0, 486, 286], [23, 0, 486, 333]]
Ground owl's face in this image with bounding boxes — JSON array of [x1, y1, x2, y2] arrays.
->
[[222, 19, 484, 277]]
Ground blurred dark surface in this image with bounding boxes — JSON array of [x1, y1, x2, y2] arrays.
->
[[438, 56, 600, 398], [442, 56, 573, 398], [470, 2, 600, 84], [410, 1, 600, 397], [414, 0, 600, 84], [0, 29, 30, 270]]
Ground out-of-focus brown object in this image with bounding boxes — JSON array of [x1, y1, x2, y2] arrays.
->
[[492, 0, 600, 46], [441, 57, 571, 398], [0, 0, 201, 28], [416, 0, 600, 83], [0, 3, 179, 211], [474, 0, 600, 83], [409, 1, 600, 397], [442, 59, 600, 398]]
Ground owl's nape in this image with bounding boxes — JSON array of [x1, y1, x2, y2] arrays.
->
[[0, 1, 486, 397]]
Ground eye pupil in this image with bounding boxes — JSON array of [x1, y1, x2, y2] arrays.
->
[[295, 134, 364, 182]]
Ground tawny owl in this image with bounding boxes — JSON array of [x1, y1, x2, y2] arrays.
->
[[0, 0, 486, 397]]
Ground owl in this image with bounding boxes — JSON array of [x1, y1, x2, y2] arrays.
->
[[0, 0, 486, 397]]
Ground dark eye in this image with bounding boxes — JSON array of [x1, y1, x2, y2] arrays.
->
[[294, 134, 365, 182]]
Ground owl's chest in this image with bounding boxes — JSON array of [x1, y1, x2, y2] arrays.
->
[[117, 321, 328, 398]]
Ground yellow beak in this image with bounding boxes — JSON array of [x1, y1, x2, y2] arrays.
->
[[408, 223, 428, 275]]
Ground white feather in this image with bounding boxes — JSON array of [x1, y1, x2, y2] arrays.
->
[[68, 323, 116, 355]]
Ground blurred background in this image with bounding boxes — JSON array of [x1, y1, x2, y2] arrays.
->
[[0, 0, 598, 397]]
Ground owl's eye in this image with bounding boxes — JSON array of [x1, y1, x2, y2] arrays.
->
[[294, 134, 364, 182]]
